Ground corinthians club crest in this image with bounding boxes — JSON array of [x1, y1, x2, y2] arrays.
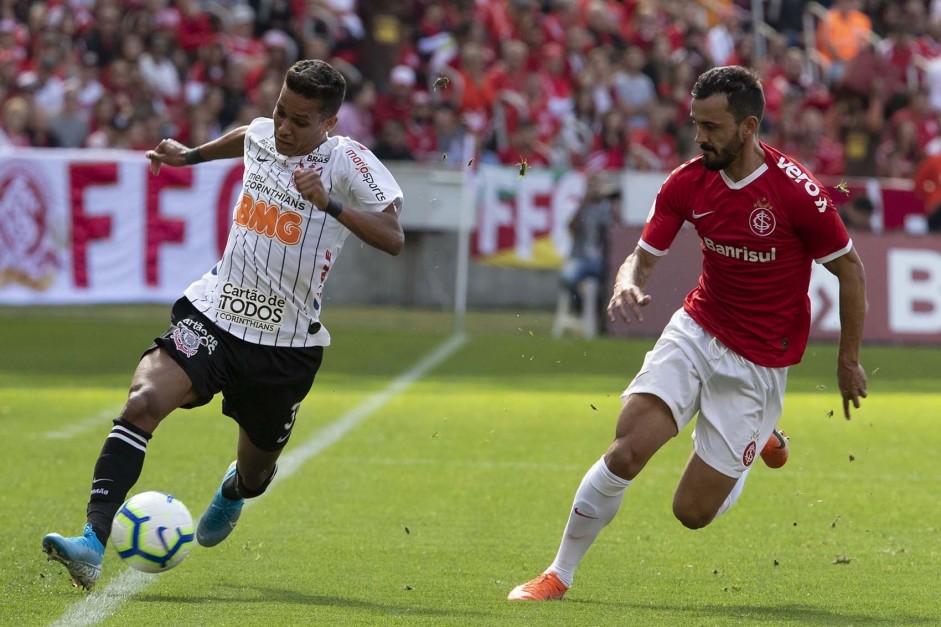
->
[[749, 197, 776, 237], [0, 162, 60, 290]]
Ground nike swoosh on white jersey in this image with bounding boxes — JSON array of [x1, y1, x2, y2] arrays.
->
[[691, 210, 715, 219]]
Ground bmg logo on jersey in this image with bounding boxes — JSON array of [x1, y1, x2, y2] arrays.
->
[[217, 283, 285, 332], [234, 193, 302, 245], [172, 319, 218, 358]]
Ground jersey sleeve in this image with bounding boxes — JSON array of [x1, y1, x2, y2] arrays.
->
[[790, 175, 851, 263], [333, 141, 404, 215], [639, 166, 688, 256]]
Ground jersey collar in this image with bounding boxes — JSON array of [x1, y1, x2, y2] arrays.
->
[[720, 162, 768, 189]]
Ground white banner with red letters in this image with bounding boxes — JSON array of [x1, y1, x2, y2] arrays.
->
[[0, 148, 243, 304]]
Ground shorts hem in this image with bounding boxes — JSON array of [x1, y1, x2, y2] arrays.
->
[[693, 444, 744, 479], [147, 339, 214, 408], [622, 384, 683, 429]]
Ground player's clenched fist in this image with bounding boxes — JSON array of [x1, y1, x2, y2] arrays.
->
[[146, 139, 189, 175], [293, 169, 328, 210]]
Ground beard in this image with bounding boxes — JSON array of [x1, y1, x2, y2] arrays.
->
[[701, 132, 744, 171]]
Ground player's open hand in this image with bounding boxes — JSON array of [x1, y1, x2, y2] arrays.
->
[[146, 139, 189, 175], [607, 283, 652, 324], [837, 361, 867, 419], [293, 168, 328, 209]]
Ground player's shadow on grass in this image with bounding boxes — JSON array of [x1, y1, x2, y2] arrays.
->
[[566, 600, 934, 626], [136, 584, 489, 620]]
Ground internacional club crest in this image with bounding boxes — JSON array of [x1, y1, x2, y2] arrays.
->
[[0, 162, 60, 290], [749, 197, 776, 237]]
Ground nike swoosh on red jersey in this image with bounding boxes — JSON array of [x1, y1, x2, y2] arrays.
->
[[573, 507, 599, 519], [691, 210, 714, 218]]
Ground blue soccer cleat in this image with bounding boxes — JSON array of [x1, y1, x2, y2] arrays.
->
[[42, 523, 105, 590], [196, 461, 243, 547]]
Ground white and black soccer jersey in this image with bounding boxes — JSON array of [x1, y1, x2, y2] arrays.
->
[[184, 118, 403, 348]]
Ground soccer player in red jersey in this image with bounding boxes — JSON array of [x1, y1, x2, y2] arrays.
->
[[509, 66, 867, 601]]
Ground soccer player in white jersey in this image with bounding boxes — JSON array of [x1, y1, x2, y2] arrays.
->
[[508, 65, 868, 601], [42, 59, 405, 590]]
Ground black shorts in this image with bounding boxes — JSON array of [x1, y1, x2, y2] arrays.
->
[[148, 297, 324, 451]]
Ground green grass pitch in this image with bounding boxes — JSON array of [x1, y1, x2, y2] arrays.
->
[[2, 305, 940, 626]]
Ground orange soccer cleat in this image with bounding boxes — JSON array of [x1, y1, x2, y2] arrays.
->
[[507, 572, 569, 601], [760, 429, 789, 468]]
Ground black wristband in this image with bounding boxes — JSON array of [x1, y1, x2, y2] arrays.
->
[[323, 197, 343, 218], [184, 147, 205, 165]]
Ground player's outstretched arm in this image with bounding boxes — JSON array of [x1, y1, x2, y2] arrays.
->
[[823, 247, 868, 419], [146, 126, 248, 175], [607, 245, 658, 324]]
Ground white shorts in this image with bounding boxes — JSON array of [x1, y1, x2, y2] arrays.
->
[[622, 309, 788, 478]]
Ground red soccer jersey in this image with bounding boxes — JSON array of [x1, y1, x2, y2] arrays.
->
[[640, 142, 851, 367]]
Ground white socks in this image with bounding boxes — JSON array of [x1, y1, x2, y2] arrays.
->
[[714, 465, 750, 519], [547, 457, 631, 587]]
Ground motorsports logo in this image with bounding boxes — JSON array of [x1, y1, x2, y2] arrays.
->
[[346, 149, 387, 202], [0, 162, 59, 290], [217, 282, 285, 331]]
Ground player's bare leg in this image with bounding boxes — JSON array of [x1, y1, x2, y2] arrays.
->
[[673, 452, 740, 529], [197, 428, 281, 547], [42, 349, 196, 589], [509, 393, 677, 600]]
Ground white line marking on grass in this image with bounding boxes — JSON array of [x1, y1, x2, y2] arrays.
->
[[49, 333, 466, 627], [330, 456, 586, 473], [50, 570, 154, 627], [45, 405, 124, 440]]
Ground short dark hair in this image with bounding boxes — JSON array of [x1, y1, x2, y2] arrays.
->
[[285, 59, 346, 117], [691, 65, 764, 123]]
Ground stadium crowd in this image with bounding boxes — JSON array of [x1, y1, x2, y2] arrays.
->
[[3, 0, 941, 199]]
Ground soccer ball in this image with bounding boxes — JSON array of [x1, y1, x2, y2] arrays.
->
[[111, 491, 195, 573]]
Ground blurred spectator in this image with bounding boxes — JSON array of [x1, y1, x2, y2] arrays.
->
[[585, 109, 629, 170], [225, 5, 266, 73], [447, 41, 494, 135], [333, 79, 376, 145], [81, 3, 123, 69], [406, 91, 438, 162], [432, 102, 467, 167], [559, 169, 621, 317], [371, 118, 415, 162], [614, 46, 656, 130], [496, 117, 552, 167], [838, 195, 875, 231], [705, 5, 742, 67], [914, 149, 941, 232], [836, 91, 885, 177], [176, 0, 216, 56], [816, 0, 874, 85], [555, 85, 597, 167], [139, 32, 182, 102], [0, 96, 31, 146], [372, 64, 415, 139], [628, 102, 680, 172], [49, 83, 89, 148]]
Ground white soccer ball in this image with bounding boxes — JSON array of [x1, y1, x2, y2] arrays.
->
[[111, 491, 194, 573]]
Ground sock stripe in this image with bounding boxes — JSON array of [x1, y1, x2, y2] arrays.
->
[[112, 425, 149, 447], [107, 432, 147, 453]]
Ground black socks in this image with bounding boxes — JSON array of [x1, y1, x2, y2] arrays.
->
[[86, 419, 152, 545]]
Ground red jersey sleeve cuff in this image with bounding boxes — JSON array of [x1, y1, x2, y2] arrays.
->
[[638, 238, 669, 256], [815, 239, 852, 264]]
